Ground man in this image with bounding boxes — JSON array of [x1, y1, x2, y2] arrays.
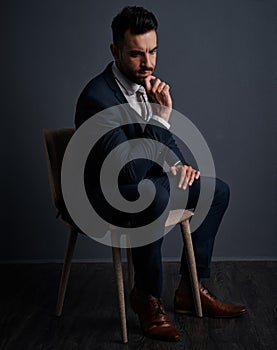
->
[[75, 6, 246, 342]]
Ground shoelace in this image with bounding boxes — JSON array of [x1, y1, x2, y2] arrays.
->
[[200, 285, 216, 300], [152, 299, 167, 315]]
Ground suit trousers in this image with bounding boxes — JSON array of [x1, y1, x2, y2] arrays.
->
[[128, 174, 230, 298]]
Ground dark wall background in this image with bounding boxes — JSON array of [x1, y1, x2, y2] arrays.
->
[[1, 0, 276, 261]]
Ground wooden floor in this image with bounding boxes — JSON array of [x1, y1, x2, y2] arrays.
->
[[0, 261, 276, 350]]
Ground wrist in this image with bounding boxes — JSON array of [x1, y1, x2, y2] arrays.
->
[[173, 160, 189, 167], [152, 104, 172, 122]]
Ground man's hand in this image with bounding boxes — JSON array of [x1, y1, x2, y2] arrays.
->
[[170, 165, 200, 189], [144, 75, 172, 122]]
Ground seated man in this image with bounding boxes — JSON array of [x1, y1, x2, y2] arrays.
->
[[74, 6, 246, 342]]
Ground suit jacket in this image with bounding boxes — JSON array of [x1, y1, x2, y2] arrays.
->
[[75, 62, 187, 188]]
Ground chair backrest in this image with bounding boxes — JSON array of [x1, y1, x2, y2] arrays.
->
[[43, 128, 75, 213]]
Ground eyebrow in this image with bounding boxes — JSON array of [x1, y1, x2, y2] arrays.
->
[[128, 46, 158, 54]]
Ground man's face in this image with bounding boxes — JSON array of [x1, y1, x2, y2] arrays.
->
[[111, 29, 157, 85]]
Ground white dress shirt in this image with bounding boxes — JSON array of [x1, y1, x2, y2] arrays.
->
[[112, 63, 171, 129]]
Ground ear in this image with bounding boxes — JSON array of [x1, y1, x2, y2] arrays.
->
[[110, 44, 119, 61]]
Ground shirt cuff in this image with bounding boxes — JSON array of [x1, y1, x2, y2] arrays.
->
[[151, 115, 171, 129]]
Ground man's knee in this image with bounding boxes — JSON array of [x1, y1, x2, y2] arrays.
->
[[133, 180, 170, 225], [149, 184, 170, 217], [215, 178, 230, 205]]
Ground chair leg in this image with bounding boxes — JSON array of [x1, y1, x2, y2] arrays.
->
[[126, 248, 134, 290], [112, 246, 128, 344], [180, 219, 203, 317], [56, 226, 78, 317]]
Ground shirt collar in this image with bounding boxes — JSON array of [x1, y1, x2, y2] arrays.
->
[[112, 62, 142, 96]]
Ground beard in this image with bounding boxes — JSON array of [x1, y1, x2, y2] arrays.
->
[[123, 67, 154, 85]]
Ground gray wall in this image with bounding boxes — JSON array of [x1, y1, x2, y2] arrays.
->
[[1, 0, 276, 262]]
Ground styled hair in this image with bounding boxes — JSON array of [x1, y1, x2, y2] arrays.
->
[[111, 6, 158, 46]]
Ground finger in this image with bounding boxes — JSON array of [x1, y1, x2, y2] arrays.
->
[[183, 166, 193, 189], [144, 75, 156, 92], [157, 82, 166, 93], [151, 78, 161, 93], [161, 84, 172, 108], [178, 166, 187, 188], [170, 166, 177, 176], [188, 172, 196, 186], [188, 170, 201, 186]]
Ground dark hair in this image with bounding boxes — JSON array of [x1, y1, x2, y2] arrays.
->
[[111, 6, 158, 46]]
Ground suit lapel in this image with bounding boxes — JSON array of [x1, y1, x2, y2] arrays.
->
[[103, 62, 145, 132], [103, 62, 128, 104]]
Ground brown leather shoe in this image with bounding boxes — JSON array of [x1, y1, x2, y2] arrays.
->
[[174, 285, 247, 318], [130, 287, 180, 342]]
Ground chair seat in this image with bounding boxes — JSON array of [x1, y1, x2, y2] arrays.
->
[[110, 209, 193, 231], [165, 209, 193, 227]]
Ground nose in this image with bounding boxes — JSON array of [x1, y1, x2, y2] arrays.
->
[[141, 53, 152, 69]]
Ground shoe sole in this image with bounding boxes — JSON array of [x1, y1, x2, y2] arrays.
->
[[174, 308, 194, 315], [142, 330, 181, 342], [174, 308, 247, 318]]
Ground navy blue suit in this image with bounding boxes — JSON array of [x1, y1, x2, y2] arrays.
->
[[75, 62, 230, 298]]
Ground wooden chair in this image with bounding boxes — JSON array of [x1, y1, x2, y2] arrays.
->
[[43, 128, 202, 344]]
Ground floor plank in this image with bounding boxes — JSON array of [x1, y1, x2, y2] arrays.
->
[[0, 262, 276, 349]]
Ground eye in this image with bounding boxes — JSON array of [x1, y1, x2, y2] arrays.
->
[[130, 51, 140, 58]]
